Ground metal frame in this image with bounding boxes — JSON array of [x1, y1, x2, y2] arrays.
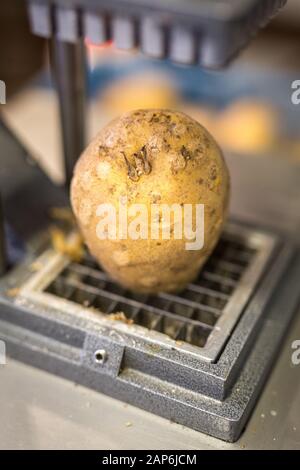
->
[[17, 222, 277, 362], [49, 39, 86, 185]]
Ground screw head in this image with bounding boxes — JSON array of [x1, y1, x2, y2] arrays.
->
[[94, 349, 107, 365]]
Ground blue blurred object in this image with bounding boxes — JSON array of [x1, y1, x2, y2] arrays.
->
[[4, 223, 26, 266], [34, 55, 300, 136], [87, 58, 299, 135]]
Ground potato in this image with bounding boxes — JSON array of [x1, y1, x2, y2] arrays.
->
[[99, 71, 178, 116], [71, 109, 230, 294], [215, 99, 277, 154]]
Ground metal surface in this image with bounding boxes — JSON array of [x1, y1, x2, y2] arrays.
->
[[20, 223, 276, 362], [1, 305, 300, 450], [50, 39, 86, 185], [27, 0, 287, 68]]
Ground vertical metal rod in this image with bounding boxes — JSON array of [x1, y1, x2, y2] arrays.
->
[[0, 194, 7, 275], [50, 39, 86, 186]]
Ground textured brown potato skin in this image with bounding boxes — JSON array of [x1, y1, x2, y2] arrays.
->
[[71, 109, 230, 293]]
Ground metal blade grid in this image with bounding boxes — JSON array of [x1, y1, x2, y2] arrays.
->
[[45, 236, 256, 348]]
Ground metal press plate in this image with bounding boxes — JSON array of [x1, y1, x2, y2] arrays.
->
[[17, 221, 277, 362], [27, 0, 287, 67]]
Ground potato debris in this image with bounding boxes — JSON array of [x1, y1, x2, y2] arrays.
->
[[6, 287, 20, 298], [109, 312, 134, 325], [50, 228, 84, 262]]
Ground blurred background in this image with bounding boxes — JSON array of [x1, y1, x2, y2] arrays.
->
[[1, 0, 300, 184]]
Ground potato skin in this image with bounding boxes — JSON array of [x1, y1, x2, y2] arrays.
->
[[71, 109, 230, 293]]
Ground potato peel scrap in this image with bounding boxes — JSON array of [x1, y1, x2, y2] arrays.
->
[[50, 228, 84, 262], [6, 287, 20, 298], [108, 312, 134, 325]]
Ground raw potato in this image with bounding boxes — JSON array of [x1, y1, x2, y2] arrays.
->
[[99, 72, 178, 116], [215, 99, 277, 154], [71, 109, 230, 294]]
